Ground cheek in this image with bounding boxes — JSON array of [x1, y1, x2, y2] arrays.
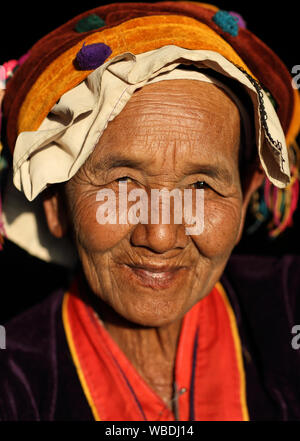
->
[[71, 194, 131, 253], [192, 197, 242, 259]]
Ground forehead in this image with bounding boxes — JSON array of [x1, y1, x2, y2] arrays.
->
[[90, 80, 241, 172]]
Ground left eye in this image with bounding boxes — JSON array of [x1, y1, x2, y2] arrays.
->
[[116, 176, 133, 183], [193, 181, 210, 189]]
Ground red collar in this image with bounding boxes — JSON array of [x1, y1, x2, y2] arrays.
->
[[62, 280, 249, 421]]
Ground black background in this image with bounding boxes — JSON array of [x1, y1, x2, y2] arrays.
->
[[0, 1, 299, 322]]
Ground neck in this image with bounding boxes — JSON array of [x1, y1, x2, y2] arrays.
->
[[79, 273, 182, 409], [106, 307, 182, 410]]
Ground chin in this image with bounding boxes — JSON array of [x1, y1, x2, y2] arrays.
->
[[126, 313, 181, 328], [115, 297, 188, 328]]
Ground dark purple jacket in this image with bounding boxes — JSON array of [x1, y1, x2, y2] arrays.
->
[[0, 254, 300, 421]]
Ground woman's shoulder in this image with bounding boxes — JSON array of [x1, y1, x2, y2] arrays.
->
[[227, 253, 300, 272], [3, 288, 65, 347], [0, 286, 93, 421], [226, 253, 300, 294], [224, 253, 300, 320], [222, 254, 300, 419], [0, 289, 65, 420]]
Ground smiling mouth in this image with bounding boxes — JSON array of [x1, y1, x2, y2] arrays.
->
[[122, 264, 187, 290]]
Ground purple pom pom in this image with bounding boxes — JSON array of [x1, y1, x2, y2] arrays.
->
[[229, 12, 247, 29], [75, 42, 112, 70]]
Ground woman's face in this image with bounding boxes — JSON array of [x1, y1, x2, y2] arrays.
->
[[63, 80, 244, 327]]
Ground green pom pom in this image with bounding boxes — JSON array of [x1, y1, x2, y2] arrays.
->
[[75, 14, 106, 33]]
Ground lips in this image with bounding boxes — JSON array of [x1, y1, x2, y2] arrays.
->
[[122, 263, 187, 290]]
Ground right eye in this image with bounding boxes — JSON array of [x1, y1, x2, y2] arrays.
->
[[192, 180, 211, 190], [116, 176, 133, 183]]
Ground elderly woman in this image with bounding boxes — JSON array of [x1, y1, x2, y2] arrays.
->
[[0, 2, 300, 421]]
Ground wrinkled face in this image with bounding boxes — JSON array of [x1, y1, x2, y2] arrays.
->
[[64, 80, 243, 327]]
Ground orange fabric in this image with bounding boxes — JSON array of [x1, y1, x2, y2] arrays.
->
[[18, 14, 254, 136], [62, 279, 249, 421], [286, 88, 300, 148]]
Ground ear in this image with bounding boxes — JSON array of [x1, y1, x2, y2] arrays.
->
[[42, 187, 68, 238], [235, 162, 265, 244]]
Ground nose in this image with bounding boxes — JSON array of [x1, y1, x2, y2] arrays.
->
[[130, 222, 188, 254]]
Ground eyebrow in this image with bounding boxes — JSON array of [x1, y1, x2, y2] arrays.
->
[[90, 154, 147, 173], [184, 163, 233, 185]]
